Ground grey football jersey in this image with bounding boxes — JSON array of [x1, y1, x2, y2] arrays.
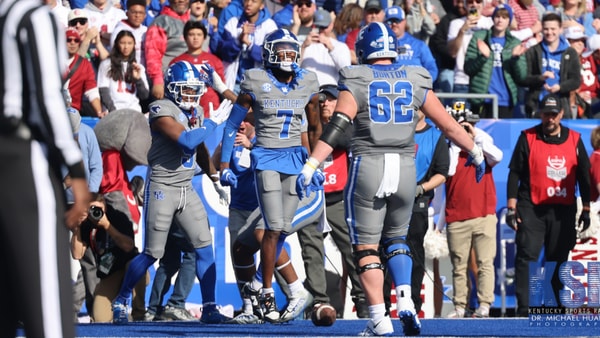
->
[[339, 64, 432, 156], [241, 68, 319, 148], [147, 99, 199, 185]]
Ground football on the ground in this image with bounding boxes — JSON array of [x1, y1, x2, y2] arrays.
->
[[311, 303, 336, 326]]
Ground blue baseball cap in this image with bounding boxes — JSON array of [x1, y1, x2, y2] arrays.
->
[[385, 6, 405, 21]]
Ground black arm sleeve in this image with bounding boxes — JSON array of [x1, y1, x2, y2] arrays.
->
[[135, 78, 150, 102], [430, 134, 450, 179], [99, 87, 116, 112], [507, 133, 529, 200], [507, 170, 521, 200]]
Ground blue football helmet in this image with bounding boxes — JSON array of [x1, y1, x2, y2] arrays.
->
[[165, 61, 208, 110], [355, 22, 398, 64], [262, 28, 301, 72]]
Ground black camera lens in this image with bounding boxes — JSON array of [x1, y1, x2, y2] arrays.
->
[[88, 205, 104, 222]]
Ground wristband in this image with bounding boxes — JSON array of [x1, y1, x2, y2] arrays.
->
[[468, 144, 484, 166], [305, 157, 320, 170]]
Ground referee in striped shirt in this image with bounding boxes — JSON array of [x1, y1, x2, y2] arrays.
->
[[0, 1, 91, 337]]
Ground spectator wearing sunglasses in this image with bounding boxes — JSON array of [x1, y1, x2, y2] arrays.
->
[[189, 0, 214, 50], [190, 0, 208, 22], [65, 27, 105, 118], [68, 9, 110, 73], [287, 0, 318, 45]]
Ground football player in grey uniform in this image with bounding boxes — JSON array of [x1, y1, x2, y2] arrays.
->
[[296, 22, 487, 336], [218, 28, 321, 323], [216, 117, 319, 324], [111, 61, 233, 324]]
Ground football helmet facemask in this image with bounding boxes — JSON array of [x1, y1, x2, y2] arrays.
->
[[262, 28, 301, 72], [165, 61, 207, 110]]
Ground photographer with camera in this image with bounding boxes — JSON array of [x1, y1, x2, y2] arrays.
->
[[70, 194, 148, 323], [441, 102, 503, 318]]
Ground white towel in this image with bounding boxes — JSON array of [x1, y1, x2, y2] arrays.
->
[[375, 153, 400, 198]]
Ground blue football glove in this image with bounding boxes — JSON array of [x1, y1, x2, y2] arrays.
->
[[305, 169, 325, 198], [474, 161, 485, 183], [296, 173, 310, 200], [220, 168, 238, 189], [296, 157, 320, 199], [466, 145, 485, 183], [199, 63, 215, 87]]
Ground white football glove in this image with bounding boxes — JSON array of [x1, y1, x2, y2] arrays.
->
[[213, 180, 230, 206], [209, 99, 233, 125]]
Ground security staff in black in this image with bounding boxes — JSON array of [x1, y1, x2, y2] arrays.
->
[[506, 94, 591, 316], [0, 1, 91, 337]]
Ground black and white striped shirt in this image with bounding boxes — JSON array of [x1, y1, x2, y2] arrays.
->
[[0, 0, 85, 178]]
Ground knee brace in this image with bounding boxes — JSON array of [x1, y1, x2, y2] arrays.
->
[[382, 236, 412, 263], [353, 249, 385, 275]]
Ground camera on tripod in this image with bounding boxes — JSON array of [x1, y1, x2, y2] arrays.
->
[[88, 205, 104, 222], [446, 100, 480, 127]]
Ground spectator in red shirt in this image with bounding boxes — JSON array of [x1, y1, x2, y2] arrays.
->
[[170, 20, 236, 118], [65, 28, 104, 117], [570, 31, 600, 118]]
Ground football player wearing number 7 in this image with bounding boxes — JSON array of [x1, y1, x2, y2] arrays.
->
[[296, 22, 486, 336], [219, 28, 321, 323]]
